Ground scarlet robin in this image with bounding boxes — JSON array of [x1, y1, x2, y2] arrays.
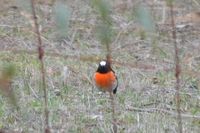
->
[[94, 60, 118, 94]]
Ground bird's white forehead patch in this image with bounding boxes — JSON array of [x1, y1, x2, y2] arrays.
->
[[100, 61, 106, 66]]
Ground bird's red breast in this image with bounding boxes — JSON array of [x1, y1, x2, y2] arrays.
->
[[94, 71, 116, 92]]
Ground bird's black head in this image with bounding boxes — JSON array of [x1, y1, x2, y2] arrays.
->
[[96, 60, 112, 73]]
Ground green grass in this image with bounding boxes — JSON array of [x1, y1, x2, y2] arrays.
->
[[0, 42, 199, 132]]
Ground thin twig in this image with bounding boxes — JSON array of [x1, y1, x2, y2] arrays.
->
[[106, 26, 117, 133], [169, 1, 183, 133], [109, 92, 117, 133], [30, 0, 50, 133]]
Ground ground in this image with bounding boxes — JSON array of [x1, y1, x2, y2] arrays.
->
[[0, 0, 200, 133]]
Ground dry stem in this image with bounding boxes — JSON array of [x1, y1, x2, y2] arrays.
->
[[30, 0, 50, 132], [109, 92, 117, 133], [169, 1, 183, 133]]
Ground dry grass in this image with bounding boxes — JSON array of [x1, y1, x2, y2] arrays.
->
[[0, 0, 200, 133]]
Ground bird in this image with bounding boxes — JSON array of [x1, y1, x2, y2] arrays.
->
[[94, 60, 118, 94]]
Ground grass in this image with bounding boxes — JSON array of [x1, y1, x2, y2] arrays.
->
[[0, 50, 200, 132], [0, 0, 200, 133]]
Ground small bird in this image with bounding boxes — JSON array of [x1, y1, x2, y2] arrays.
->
[[94, 60, 118, 94]]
